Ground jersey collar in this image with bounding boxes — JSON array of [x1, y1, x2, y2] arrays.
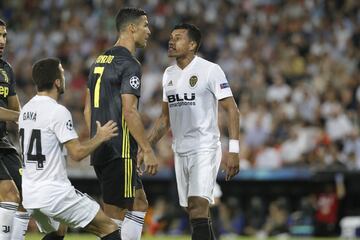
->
[[175, 55, 198, 71]]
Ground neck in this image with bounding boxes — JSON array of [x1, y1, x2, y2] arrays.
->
[[176, 54, 195, 69], [114, 34, 136, 55], [37, 89, 59, 102]]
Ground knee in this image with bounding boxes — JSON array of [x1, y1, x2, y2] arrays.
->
[[133, 194, 148, 212], [0, 181, 21, 203], [188, 197, 209, 219]]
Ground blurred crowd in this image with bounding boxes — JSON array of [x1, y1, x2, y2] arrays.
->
[[1, 0, 360, 173]]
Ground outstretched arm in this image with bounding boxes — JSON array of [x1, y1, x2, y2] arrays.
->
[[219, 96, 240, 181], [65, 121, 118, 162]]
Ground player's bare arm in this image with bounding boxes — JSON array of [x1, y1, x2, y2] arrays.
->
[[148, 101, 170, 146], [7, 94, 20, 111], [84, 88, 91, 132], [122, 93, 158, 176], [219, 96, 240, 181], [65, 120, 118, 162], [0, 94, 20, 121], [0, 107, 19, 121]]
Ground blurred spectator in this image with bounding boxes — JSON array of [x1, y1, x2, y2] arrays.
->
[[312, 174, 346, 236]]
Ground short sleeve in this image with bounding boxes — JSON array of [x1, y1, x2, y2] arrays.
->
[[208, 64, 233, 100], [7, 66, 16, 96], [120, 61, 142, 97], [51, 106, 78, 143], [162, 71, 168, 102]]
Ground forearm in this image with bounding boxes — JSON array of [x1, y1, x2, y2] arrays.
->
[[227, 106, 240, 139], [124, 108, 152, 151], [69, 136, 103, 162], [148, 116, 170, 146], [0, 107, 19, 122], [84, 107, 91, 132]]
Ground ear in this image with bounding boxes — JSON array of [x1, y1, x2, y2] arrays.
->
[[189, 41, 197, 52], [54, 78, 61, 88], [129, 23, 137, 33]]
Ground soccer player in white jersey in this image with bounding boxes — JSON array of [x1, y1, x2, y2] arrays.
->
[[144, 23, 240, 239], [18, 58, 122, 240]]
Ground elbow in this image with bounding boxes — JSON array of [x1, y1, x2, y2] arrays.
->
[[123, 107, 136, 121], [68, 151, 84, 162]]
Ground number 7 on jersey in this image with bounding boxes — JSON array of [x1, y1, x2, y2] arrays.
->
[[93, 66, 104, 108]]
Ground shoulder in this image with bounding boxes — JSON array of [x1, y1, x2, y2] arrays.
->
[[163, 65, 177, 76], [0, 59, 13, 72], [51, 103, 71, 119], [196, 56, 217, 68]]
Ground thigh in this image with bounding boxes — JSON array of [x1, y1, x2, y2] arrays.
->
[[29, 209, 60, 233], [94, 159, 136, 209], [1, 150, 22, 192], [174, 152, 189, 207], [188, 147, 222, 205], [37, 188, 100, 230]]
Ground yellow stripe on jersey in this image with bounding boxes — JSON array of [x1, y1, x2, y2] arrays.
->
[[124, 158, 128, 197], [129, 158, 133, 197], [121, 115, 131, 159]]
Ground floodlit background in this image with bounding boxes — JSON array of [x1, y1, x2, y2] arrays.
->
[[1, 0, 360, 238]]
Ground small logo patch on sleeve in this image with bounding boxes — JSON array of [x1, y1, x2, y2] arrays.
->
[[220, 83, 229, 89]]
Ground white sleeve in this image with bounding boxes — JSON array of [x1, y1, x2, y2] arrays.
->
[[162, 71, 168, 102], [208, 64, 233, 100], [51, 106, 78, 143]]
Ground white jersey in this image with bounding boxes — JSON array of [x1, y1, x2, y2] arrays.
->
[[18, 95, 78, 209], [162, 56, 233, 153]]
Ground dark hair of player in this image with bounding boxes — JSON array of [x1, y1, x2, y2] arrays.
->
[[0, 19, 6, 27], [115, 7, 147, 32], [173, 23, 202, 53], [32, 58, 62, 91]]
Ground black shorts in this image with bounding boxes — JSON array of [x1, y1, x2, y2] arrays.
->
[[0, 148, 23, 193], [94, 158, 143, 208]]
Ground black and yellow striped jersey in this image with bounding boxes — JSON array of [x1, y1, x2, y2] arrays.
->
[[0, 59, 17, 149], [87, 46, 141, 165]]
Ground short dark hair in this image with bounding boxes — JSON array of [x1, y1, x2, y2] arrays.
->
[[115, 7, 147, 32], [32, 58, 61, 91], [173, 23, 202, 53], [0, 19, 6, 27]]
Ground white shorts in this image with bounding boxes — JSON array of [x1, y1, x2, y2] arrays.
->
[[27, 189, 100, 233], [174, 146, 222, 207]]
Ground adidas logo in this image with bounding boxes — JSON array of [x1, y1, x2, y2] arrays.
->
[[168, 80, 173, 86]]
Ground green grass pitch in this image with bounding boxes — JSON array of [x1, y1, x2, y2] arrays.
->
[[25, 234, 342, 240]]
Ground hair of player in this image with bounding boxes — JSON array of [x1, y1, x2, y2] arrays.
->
[[115, 7, 147, 32], [32, 58, 62, 92], [173, 23, 202, 53], [0, 18, 6, 27]]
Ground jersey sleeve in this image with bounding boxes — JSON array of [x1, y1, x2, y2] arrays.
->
[[51, 106, 78, 144], [208, 64, 233, 100], [162, 71, 168, 102], [119, 60, 142, 97], [7, 65, 16, 96]]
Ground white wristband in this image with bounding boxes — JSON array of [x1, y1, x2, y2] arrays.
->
[[229, 139, 239, 153]]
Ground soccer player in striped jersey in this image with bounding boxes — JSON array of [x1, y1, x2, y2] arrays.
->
[[85, 7, 158, 239], [0, 18, 30, 240]]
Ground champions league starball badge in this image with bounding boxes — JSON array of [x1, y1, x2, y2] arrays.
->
[[130, 76, 140, 89]]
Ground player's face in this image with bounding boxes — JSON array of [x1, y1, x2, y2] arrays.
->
[[56, 64, 65, 94], [0, 26, 7, 57], [134, 15, 151, 48], [168, 29, 195, 58]]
